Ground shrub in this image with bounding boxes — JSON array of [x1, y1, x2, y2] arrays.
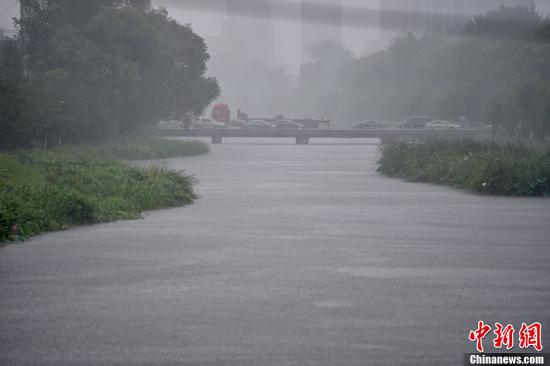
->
[[377, 140, 550, 196], [0, 140, 206, 242]]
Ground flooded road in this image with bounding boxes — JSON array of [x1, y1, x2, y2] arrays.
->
[[1, 138, 549, 365]]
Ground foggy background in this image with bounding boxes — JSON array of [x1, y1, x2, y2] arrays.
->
[[154, 0, 550, 118], [2, 0, 549, 118]]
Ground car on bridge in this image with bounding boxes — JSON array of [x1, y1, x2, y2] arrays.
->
[[228, 119, 247, 128], [242, 120, 276, 129], [399, 116, 433, 129], [193, 117, 225, 129], [274, 120, 304, 129], [352, 120, 386, 129], [424, 120, 461, 129]]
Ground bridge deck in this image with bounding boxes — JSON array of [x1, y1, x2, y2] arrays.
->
[[153, 128, 490, 144]]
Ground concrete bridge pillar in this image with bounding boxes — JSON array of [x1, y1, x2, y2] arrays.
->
[[211, 135, 223, 144], [296, 136, 310, 145]]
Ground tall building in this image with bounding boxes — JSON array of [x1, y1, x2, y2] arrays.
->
[[300, 0, 343, 64]]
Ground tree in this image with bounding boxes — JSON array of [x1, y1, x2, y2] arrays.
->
[[505, 77, 550, 139], [0, 40, 30, 149], [290, 5, 550, 132], [464, 5, 546, 40], [0, 77, 29, 150], [295, 40, 355, 117], [4, 0, 219, 147], [0, 40, 23, 80]]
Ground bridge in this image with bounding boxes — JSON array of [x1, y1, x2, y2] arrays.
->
[[152, 128, 490, 144]]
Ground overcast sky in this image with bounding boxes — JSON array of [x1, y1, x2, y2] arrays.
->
[[2, 0, 549, 71], [153, 0, 381, 74], [2, 0, 549, 32], [0, 0, 18, 31], [0, 0, 379, 71]]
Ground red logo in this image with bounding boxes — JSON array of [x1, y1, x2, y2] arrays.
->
[[469, 321, 492, 352], [519, 322, 543, 351], [469, 321, 543, 353], [493, 323, 515, 350]]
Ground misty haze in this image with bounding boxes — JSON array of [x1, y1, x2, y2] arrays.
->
[[0, 1, 549, 365]]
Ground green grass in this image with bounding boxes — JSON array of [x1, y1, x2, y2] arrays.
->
[[377, 140, 550, 196], [1, 139, 209, 242], [59, 138, 210, 160]]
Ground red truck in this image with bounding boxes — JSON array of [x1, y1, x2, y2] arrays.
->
[[212, 104, 230, 124]]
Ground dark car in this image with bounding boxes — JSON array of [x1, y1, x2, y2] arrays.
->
[[399, 116, 433, 129], [352, 120, 386, 129], [274, 120, 304, 129]]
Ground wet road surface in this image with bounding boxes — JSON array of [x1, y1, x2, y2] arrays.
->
[[1, 138, 549, 365]]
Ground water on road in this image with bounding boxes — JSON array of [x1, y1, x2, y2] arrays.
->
[[1, 138, 549, 365]]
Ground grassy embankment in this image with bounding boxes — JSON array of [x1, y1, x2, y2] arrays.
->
[[0, 139, 209, 242], [377, 140, 550, 196]]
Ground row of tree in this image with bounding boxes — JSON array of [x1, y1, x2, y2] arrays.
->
[[294, 5, 550, 140], [0, 0, 219, 149]]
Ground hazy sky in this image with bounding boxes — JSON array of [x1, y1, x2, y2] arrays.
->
[[0, 0, 18, 32], [1, 0, 549, 70], [0, 0, 380, 73], [153, 0, 381, 74], [2, 0, 549, 32]]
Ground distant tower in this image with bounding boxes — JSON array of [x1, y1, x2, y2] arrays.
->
[[300, 0, 342, 65]]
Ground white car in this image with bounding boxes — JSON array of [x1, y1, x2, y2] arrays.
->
[[424, 120, 461, 129], [194, 118, 225, 129], [242, 120, 276, 129], [274, 120, 304, 129]]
